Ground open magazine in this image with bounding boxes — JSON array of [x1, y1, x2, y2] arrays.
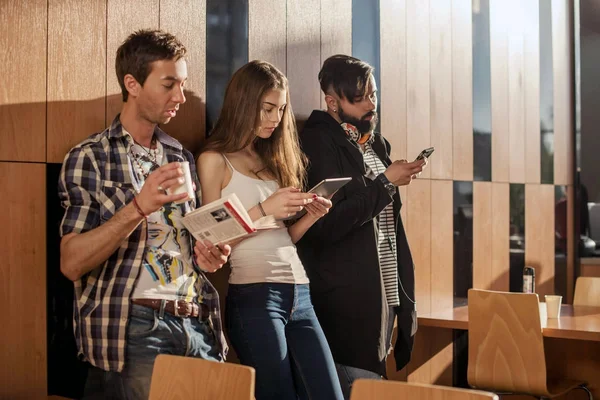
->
[[181, 193, 280, 244]]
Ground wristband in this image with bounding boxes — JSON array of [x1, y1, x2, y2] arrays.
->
[[132, 197, 148, 218], [257, 201, 267, 217]]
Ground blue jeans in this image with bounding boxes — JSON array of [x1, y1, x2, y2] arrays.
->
[[83, 303, 221, 400], [226, 283, 344, 400]]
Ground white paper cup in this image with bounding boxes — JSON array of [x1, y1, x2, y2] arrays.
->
[[167, 161, 194, 204], [545, 295, 562, 319]]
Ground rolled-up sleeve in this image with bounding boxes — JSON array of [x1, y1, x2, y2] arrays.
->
[[58, 146, 101, 236]]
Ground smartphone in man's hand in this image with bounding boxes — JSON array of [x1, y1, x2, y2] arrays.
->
[[415, 147, 435, 161]]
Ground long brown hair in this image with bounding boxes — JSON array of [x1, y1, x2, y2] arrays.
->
[[201, 60, 306, 189]]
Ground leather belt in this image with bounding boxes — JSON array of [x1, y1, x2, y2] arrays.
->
[[131, 298, 210, 319]]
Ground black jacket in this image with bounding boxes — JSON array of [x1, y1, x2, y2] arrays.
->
[[297, 110, 417, 376]]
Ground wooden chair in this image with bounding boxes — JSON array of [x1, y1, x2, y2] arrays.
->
[[467, 289, 591, 399], [574, 277, 600, 307], [149, 354, 255, 400], [349, 379, 498, 400]]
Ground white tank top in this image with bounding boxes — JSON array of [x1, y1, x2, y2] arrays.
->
[[220, 155, 309, 285]]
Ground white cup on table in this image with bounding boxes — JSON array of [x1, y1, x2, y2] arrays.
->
[[545, 295, 562, 319]]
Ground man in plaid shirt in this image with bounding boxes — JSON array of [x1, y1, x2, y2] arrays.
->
[[58, 30, 231, 399]]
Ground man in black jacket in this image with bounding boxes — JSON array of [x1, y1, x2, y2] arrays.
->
[[297, 55, 426, 398]]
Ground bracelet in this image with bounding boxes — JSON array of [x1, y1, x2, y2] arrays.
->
[[257, 201, 267, 217], [132, 197, 148, 218]]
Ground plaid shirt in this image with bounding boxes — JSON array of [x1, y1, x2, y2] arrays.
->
[[58, 115, 228, 372]]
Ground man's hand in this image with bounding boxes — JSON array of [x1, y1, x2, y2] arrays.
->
[[194, 240, 231, 273], [384, 159, 425, 186], [136, 162, 189, 214]]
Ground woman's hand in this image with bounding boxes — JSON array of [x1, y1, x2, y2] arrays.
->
[[194, 240, 231, 273], [260, 187, 314, 220], [304, 196, 332, 220]]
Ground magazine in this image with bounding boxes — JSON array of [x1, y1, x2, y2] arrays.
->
[[181, 193, 280, 244]]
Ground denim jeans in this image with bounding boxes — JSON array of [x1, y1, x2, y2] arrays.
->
[[226, 283, 344, 400], [334, 306, 397, 400], [83, 303, 221, 400]]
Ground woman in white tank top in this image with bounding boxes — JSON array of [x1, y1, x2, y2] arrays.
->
[[196, 61, 343, 400]]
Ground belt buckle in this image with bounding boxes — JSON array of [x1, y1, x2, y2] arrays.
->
[[173, 299, 182, 317]]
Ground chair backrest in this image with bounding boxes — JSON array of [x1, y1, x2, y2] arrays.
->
[[149, 354, 255, 400], [574, 276, 600, 307], [467, 289, 548, 395], [349, 379, 498, 400]]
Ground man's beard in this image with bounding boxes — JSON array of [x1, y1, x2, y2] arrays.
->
[[338, 106, 377, 134]]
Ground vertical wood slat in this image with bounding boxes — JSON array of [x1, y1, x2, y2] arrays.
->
[[524, 0, 541, 183], [0, 163, 46, 398], [406, 0, 431, 176], [508, 0, 526, 183], [287, 0, 321, 123], [490, 0, 509, 182], [566, 184, 575, 303], [525, 184, 556, 297], [249, 0, 287, 74], [320, 0, 352, 109], [552, 0, 574, 185], [47, 0, 107, 163], [473, 182, 493, 289], [406, 179, 432, 314], [452, 0, 473, 181], [429, 0, 453, 180], [491, 182, 510, 291], [0, 0, 47, 162], [159, 0, 207, 154], [431, 180, 454, 311], [380, 0, 407, 161], [106, 0, 159, 125]]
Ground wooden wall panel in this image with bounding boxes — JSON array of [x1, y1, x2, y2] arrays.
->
[[0, 0, 47, 162], [525, 184, 556, 297], [406, 179, 432, 314], [320, 0, 352, 109], [552, 0, 574, 185], [106, 0, 159, 124], [490, 0, 510, 182], [429, 0, 453, 180], [47, 0, 106, 163], [491, 182, 510, 291], [287, 0, 321, 122], [160, 0, 207, 155], [524, 0, 541, 184], [380, 0, 407, 161], [0, 163, 46, 398], [431, 180, 454, 311], [452, 0, 473, 181], [473, 182, 492, 289], [508, 0, 526, 183], [249, 0, 286, 73], [406, 0, 431, 176]]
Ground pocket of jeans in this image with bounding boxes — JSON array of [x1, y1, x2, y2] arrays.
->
[[127, 308, 160, 338]]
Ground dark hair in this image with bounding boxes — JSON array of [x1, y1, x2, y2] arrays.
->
[[318, 55, 374, 104], [200, 60, 306, 189], [115, 29, 187, 102]]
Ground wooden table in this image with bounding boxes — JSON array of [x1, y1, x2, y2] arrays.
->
[[417, 303, 600, 399], [418, 304, 600, 342]]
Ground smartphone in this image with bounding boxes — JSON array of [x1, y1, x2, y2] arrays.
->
[[415, 147, 435, 161]]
